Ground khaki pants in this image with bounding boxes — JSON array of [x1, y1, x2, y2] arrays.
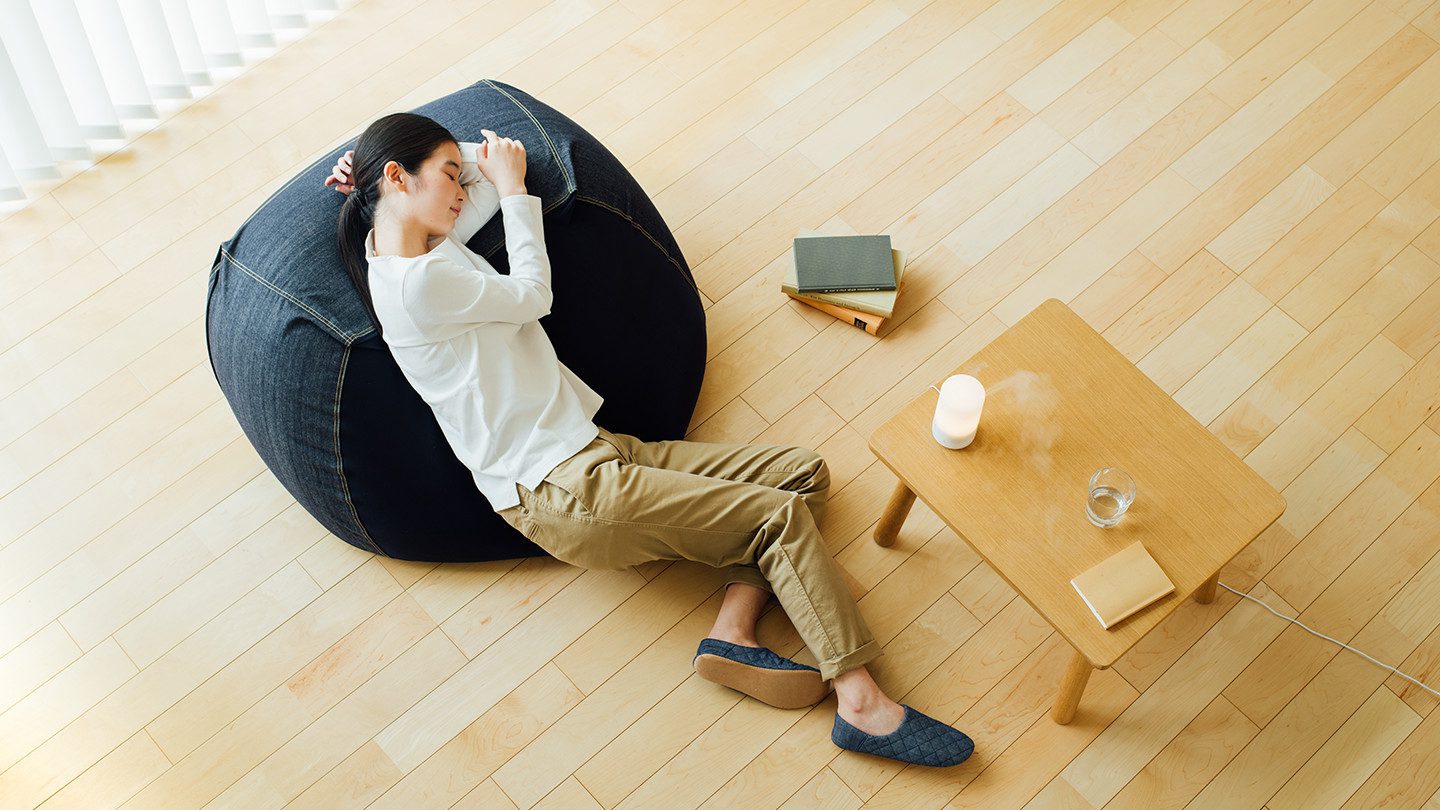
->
[[497, 426, 881, 680]]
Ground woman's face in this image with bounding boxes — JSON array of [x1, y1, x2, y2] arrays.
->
[[380, 141, 464, 238]]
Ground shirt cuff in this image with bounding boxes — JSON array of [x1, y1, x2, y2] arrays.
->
[[500, 193, 541, 212]]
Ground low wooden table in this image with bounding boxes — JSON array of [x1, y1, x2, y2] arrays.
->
[[868, 299, 1285, 724]]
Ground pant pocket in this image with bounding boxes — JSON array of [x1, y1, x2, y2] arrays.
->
[[523, 508, 633, 570], [541, 436, 622, 518], [531, 478, 595, 520], [595, 427, 631, 462]]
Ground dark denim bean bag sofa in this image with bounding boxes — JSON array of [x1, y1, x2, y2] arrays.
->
[[206, 80, 705, 562]]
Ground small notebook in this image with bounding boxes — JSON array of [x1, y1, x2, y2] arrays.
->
[[793, 234, 896, 293], [1070, 542, 1175, 630]]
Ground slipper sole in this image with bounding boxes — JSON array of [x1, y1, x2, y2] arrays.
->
[[694, 653, 831, 709]]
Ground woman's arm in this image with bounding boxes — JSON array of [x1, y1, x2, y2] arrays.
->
[[402, 235, 551, 326], [451, 141, 501, 243]]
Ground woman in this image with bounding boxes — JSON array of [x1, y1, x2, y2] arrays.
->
[[327, 112, 973, 767]]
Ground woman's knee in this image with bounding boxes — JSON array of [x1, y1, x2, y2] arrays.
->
[[796, 453, 831, 522], [810, 454, 831, 494], [786, 449, 829, 494]]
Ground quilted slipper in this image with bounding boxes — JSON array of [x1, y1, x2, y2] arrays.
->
[[832, 704, 974, 767], [692, 638, 831, 709]]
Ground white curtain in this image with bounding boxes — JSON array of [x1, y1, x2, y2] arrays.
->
[[0, 0, 338, 203]]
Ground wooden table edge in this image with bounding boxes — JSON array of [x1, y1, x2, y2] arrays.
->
[[863, 442, 1289, 672]]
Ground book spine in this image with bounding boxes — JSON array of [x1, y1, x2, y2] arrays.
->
[[780, 284, 895, 317], [795, 284, 897, 294], [788, 294, 882, 335]]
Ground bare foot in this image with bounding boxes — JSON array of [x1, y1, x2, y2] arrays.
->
[[706, 583, 769, 650], [832, 665, 905, 736], [706, 627, 761, 648], [837, 694, 905, 736]]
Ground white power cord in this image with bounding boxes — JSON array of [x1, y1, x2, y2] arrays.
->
[[1219, 581, 1440, 699]]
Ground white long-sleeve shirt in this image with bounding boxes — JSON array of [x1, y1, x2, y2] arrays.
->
[[365, 141, 603, 512]]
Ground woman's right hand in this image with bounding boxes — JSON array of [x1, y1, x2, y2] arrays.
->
[[476, 129, 527, 198], [325, 149, 355, 194]]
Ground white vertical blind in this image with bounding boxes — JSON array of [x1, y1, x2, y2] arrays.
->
[[0, 38, 56, 182], [33, 0, 126, 139], [160, 0, 211, 85], [76, 0, 158, 119], [122, 0, 192, 100], [0, 0, 91, 162], [0, 0, 336, 204], [189, 1, 244, 67], [228, 0, 275, 48], [0, 143, 22, 201]]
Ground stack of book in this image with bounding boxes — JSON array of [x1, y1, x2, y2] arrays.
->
[[782, 229, 906, 336]]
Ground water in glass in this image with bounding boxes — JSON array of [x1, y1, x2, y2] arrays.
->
[[1086, 467, 1135, 528]]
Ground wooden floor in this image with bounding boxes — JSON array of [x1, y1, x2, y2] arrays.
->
[[2, 0, 1440, 806]]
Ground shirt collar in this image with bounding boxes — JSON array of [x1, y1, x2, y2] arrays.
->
[[365, 229, 449, 261]]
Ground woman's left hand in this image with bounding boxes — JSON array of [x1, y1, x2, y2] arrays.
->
[[324, 149, 355, 194]]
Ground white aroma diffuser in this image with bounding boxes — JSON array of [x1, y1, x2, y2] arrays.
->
[[932, 374, 985, 449]]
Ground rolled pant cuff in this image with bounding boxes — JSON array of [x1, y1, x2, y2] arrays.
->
[[724, 567, 773, 595], [818, 638, 883, 681]]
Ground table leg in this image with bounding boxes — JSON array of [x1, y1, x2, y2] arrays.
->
[[873, 481, 916, 548], [1052, 648, 1093, 725], [1195, 571, 1220, 604]]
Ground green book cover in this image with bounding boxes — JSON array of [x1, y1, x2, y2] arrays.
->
[[783, 230, 905, 318], [793, 234, 897, 293]]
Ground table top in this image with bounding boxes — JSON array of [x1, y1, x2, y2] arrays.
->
[[868, 299, 1285, 667]]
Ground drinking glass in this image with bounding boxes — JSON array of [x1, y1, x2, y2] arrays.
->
[[1086, 467, 1135, 527]]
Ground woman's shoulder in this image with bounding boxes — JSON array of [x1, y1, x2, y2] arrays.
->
[[370, 240, 458, 269]]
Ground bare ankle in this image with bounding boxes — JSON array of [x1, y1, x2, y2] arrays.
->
[[837, 687, 890, 712], [833, 667, 899, 710], [834, 688, 906, 736], [707, 626, 759, 647]]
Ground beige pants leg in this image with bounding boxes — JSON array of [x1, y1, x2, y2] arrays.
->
[[498, 426, 881, 680]]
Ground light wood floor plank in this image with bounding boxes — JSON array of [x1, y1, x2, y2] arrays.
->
[[1244, 335, 1414, 489], [1357, 342, 1440, 451], [1103, 694, 1259, 809], [1226, 478, 1440, 727], [1343, 686, 1440, 809], [1, 439, 269, 665], [1198, 534, 1440, 807], [4, 0, 1440, 806], [1138, 25, 1437, 273]]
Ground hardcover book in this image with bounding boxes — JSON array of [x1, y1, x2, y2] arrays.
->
[[792, 234, 896, 293]]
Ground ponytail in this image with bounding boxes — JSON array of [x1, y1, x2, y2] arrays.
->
[[338, 187, 380, 337]]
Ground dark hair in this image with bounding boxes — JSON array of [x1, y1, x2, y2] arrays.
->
[[337, 112, 457, 337]]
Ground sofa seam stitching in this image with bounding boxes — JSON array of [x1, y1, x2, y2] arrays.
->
[[573, 194, 699, 296], [482, 79, 576, 196], [220, 245, 355, 342], [335, 341, 384, 555]]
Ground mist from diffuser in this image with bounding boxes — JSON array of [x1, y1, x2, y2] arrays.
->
[[932, 374, 985, 449]]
